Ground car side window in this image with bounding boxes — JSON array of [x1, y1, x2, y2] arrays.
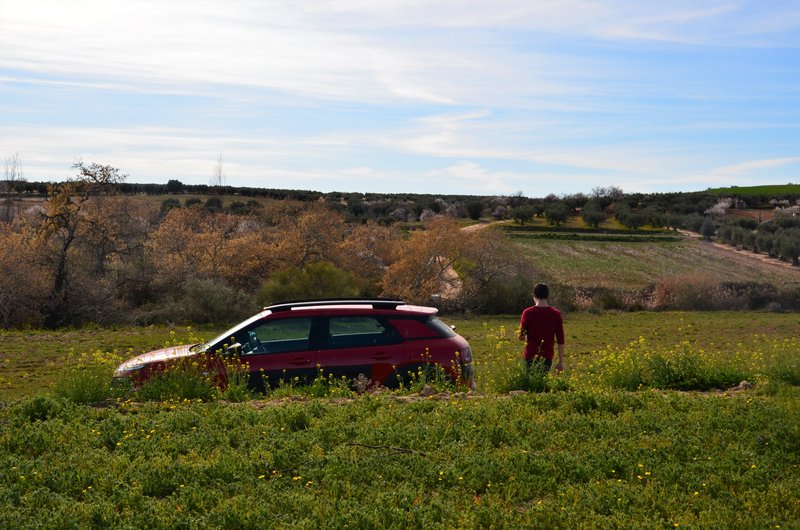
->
[[241, 317, 313, 355], [327, 316, 399, 349]]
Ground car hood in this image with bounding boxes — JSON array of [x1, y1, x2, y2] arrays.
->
[[115, 344, 198, 374]]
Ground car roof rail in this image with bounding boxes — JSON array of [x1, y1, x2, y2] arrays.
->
[[265, 298, 408, 312]]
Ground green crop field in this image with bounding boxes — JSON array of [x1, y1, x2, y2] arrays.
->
[[511, 236, 800, 291], [1, 312, 799, 528]]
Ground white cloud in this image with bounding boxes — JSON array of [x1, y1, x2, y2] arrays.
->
[[709, 157, 800, 177], [4, 0, 794, 109], [1, 1, 798, 197]]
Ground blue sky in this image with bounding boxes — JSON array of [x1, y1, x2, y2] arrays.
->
[[1, 0, 798, 196]]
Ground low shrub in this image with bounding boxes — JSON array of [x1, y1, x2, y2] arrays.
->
[[496, 359, 570, 394], [53, 350, 124, 404], [595, 338, 753, 391], [764, 338, 800, 386], [135, 362, 216, 402], [217, 358, 256, 402], [12, 396, 72, 423]]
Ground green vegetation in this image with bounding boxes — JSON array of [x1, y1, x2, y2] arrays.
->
[[707, 184, 800, 197], [2, 389, 797, 528], [512, 238, 800, 292], [1, 313, 799, 527], [3, 312, 799, 400]]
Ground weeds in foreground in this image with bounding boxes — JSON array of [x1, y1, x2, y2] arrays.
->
[[53, 349, 126, 404], [497, 359, 569, 393], [50, 327, 800, 406], [4, 387, 798, 529]]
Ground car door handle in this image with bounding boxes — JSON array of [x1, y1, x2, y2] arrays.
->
[[370, 353, 391, 361]]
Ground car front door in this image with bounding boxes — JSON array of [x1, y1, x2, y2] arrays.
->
[[236, 316, 319, 392]]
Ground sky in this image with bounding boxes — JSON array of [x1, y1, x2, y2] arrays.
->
[[1, 0, 799, 197]]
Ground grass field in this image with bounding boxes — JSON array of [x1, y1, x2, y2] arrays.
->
[[3, 312, 798, 400], [510, 237, 800, 291], [1, 312, 799, 528]]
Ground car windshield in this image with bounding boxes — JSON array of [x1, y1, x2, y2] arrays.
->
[[193, 311, 268, 353]]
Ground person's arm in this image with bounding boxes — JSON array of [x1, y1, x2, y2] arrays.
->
[[517, 312, 527, 342], [554, 343, 565, 372], [554, 313, 565, 371]]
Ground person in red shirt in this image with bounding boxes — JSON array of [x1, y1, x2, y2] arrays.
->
[[517, 283, 565, 372]]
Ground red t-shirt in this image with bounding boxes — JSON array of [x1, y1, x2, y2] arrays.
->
[[520, 305, 564, 360]]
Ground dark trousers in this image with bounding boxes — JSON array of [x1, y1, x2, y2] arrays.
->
[[525, 356, 552, 372]]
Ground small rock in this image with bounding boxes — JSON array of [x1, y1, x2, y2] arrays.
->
[[733, 380, 754, 391], [419, 385, 436, 397], [509, 390, 529, 396], [433, 392, 451, 401]]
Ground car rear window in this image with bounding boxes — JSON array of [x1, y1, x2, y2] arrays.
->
[[389, 317, 455, 339], [426, 317, 456, 337], [327, 316, 399, 348]]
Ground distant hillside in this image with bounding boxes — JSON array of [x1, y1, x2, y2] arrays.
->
[[707, 184, 800, 197]]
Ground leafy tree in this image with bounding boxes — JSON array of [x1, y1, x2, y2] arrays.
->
[[756, 233, 775, 256], [545, 201, 570, 226], [699, 219, 716, 241], [641, 205, 666, 228], [146, 208, 271, 293], [580, 201, 605, 228], [742, 230, 757, 252], [614, 202, 645, 230], [257, 262, 360, 305], [381, 218, 532, 311], [269, 204, 347, 268], [381, 218, 464, 305], [591, 185, 624, 209], [562, 192, 588, 211], [466, 201, 483, 220], [205, 196, 224, 213], [166, 179, 184, 194], [511, 205, 535, 225], [181, 278, 256, 324], [160, 198, 181, 216], [776, 230, 800, 266], [336, 221, 401, 297]]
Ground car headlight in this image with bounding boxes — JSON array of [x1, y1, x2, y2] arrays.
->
[[114, 364, 146, 377]]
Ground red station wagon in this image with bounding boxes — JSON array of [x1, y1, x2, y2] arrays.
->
[[114, 299, 476, 391]]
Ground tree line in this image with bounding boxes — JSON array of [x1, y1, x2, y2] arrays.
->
[[2, 161, 799, 328], [0, 163, 535, 328]]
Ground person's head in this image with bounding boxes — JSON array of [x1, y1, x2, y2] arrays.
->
[[532, 283, 549, 301]]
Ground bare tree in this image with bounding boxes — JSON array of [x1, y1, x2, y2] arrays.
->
[[39, 161, 126, 327], [1, 153, 25, 223], [211, 153, 226, 188]]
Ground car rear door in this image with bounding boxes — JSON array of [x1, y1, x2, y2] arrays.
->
[[317, 315, 405, 384]]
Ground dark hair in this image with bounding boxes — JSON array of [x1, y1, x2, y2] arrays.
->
[[532, 283, 549, 299]]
